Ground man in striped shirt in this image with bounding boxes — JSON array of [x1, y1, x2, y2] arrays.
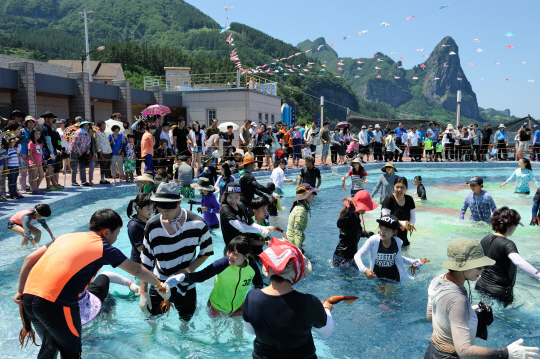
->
[[140, 182, 213, 321]]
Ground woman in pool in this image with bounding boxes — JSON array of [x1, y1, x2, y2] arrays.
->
[[243, 238, 335, 359], [126, 193, 153, 264], [341, 157, 368, 195], [334, 191, 378, 268], [8, 204, 55, 246], [500, 158, 538, 194], [354, 214, 425, 282], [165, 236, 263, 317], [371, 162, 398, 204], [381, 177, 415, 247], [286, 183, 318, 250], [475, 207, 540, 306], [425, 238, 539, 359]]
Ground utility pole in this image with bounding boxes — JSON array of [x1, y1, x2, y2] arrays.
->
[[456, 90, 461, 127], [80, 8, 94, 81], [320, 96, 324, 128]]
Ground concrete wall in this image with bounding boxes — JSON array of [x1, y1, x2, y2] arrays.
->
[[0, 91, 11, 105], [36, 95, 69, 119], [92, 100, 113, 122], [247, 91, 281, 127], [0, 54, 72, 77]]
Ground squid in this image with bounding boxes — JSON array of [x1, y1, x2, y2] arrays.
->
[[409, 258, 430, 276]]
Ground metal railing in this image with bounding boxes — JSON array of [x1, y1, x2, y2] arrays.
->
[[144, 71, 277, 96]]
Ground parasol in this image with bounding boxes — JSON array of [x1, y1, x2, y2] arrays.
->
[[62, 122, 99, 143], [218, 122, 239, 131], [335, 121, 352, 129], [104, 119, 125, 136], [141, 105, 171, 118]]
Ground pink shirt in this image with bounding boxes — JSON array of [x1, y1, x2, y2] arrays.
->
[[28, 142, 43, 167], [346, 142, 359, 153]]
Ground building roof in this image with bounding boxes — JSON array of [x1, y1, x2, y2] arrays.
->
[[47, 60, 124, 80]]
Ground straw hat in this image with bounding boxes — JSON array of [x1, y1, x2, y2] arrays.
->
[[293, 183, 318, 202], [442, 238, 495, 271], [190, 177, 215, 192], [344, 190, 379, 212], [446, 124, 454, 131], [150, 181, 183, 202], [137, 173, 155, 184], [380, 162, 398, 172]]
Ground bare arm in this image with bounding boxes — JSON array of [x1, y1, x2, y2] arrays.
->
[[13, 246, 48, 304]]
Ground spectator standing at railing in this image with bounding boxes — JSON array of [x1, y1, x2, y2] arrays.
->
[[238, 119, 251, 153], [206, 119, 220, 139], [517, 123, 532, 161], [417, 124, 426, 160], [172, 117, 191, 157], [532, 125, 540, 162], [96, 121, 112, 183], [426, 121, 439, 162], [394, 122, 407, 162], [70, 121, 92, 186], [470, 124, 483, 161], [481, 123, 493, 160], [304, 122, 320, 157], [494, 124, 508, 161]]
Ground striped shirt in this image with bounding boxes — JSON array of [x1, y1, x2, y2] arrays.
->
[[7, 148, 19, 167], [141, 209, 214, 295]]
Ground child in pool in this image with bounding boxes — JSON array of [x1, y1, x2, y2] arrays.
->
[[8, 204, 55, 246], [126, 193, 153, 264], [165, 235, 263, 317], [413, 175, 427, 201], [188, 177, 220, 230]]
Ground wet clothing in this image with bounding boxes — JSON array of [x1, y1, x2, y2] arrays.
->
[[220, 202, 254, 246], [354, 234, 417, 281], [426, 274, 508, 358], [243, 289, 328, 359], [184, 256, 263, 313], [371, 172, 398, 203], [239, 169, 272, 207], [347, 168, 368, 193], [174, 163, 194, 187], [459, 190, 497, 223], [141, 209, 213, 295], [127, 217, 146, 264], [382, 194, 416, 247], [417, 184, 427, 200], [194, 192, 220, 229], [299, 166, 321, 188], [334, 206, 363, 263], [373, 237, 400, 282], [9, 209, 49, 241], [475, 234, 518, 305], [504, 168, 538, 194], [286, 202, 310, 249]]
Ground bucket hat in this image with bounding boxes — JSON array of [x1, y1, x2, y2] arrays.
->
[[498, 124, 506, 128], [224, 182, 242, 194], [350, 157, 364, 167], [293, 183, 318, 202], [260, 238, 312, 285], [201, 154, 215, 164], [442, 238, 495, 271], [150, 181, 183, 202], [78, 290, 102, 326], [243, 156, 255, 165], [137, 173, 155, 184], [376, 214, 400, 230], [41, 111, 56, 119], [190, 177, 215, 192], [381, 162, 398, 172], [446, 124, 454, 131], [80, 120, 92, 126], [350, 134, 359, 142], [344, 190, 379, 212]]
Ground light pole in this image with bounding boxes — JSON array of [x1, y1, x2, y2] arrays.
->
[[80, 46, 105, 81]]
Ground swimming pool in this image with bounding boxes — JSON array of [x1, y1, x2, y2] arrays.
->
[[2, 167, 540, 358]]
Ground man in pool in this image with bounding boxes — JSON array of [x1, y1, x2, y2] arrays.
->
[[13, 209, 171, 358], [140, 181, 213, 321], [459, 176, 498, 223]]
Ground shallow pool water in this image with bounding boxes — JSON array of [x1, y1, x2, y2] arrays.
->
[[2, 167, 540, 358]]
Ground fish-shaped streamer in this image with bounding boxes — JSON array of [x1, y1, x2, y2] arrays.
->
[[420, 64, 426, 68], [375, 66, 381, 69], [443, 63, 447, 67], [306, 50, 311, 53], [400, 57, 405, 59], [357, 67, 362, 70], [303, 69, 309, 72], [330, 41, 336, 46], [320, 69, 326, 72], [422, 55, 428, 57], [477, 48, 483, 52], [520, 62, 526, 64], [317, 45, 324, 51], [507, 45, 514, 49], [442, 45, 450, 47], [343, 36, 351, 40], [473, 39, 480, 42], [354, 75, 360, 78], [394, 76, 400, 79], [224, 6, 234, 11], [449, 51, 456, 55], [359, 30, 368, 35], [397, 66, 403, 69], [381, 22, 390, 26], [440, 4, 451, 9], [528, 80, 534, 82], [338, 67, 343, 71], [376, 75, 381, 78], [357, 61, 363, 64], [405, 15, 416, 20], [505, 79, 510, 81], [457, 78, 462, 81], [226, 33, 232, 43], [504, 32, 515, 37], [416, 49, 424, 52], [413, 77, 418, 80], [495, 62, 500, 65], [434, 77, 440, 80], [468, 63, 474, 66]]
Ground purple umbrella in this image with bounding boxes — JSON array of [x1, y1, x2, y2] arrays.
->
[[335, 121, 352, 129]]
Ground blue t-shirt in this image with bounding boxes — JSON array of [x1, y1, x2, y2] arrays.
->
[[395, 127, 407, 140], [427, 128, 439, 142], [127, 217, 146, 264], [534, 130, 540, 144], [417, 130, 426, 144], [498, 131, 506, 141], [19, 128, 31, 155], [109, 133, 124, 154]]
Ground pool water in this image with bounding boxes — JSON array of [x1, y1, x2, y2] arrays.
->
[[2, 167, 540, 358]]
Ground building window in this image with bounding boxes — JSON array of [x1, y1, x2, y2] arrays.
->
[[207, 110, 216, 125], [258, 113, 262, 123], [184, 81, 189, 85], [271, 115, 275, 124], [166, 81, 171, 91], [265, 114, 268, 124]]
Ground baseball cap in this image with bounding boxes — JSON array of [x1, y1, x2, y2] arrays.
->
[[376, 214, 400, 231], [467, 176, 483, 185]]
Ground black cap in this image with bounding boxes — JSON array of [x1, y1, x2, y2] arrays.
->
[[178, 155, 188, 162], [41, 111, 56, 118], [467, 176, 483, 185], [376, 214, 400, 230], [224, 182, 242, 194]]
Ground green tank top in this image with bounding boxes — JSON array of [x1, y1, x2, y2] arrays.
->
[[209, 259, 257, 313]]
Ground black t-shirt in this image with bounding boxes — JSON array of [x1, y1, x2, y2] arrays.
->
[[481, 128, 492, 144], [417, 184, 427, 200], [300, 166, 321, 188], [173, 127, 190, 153], [41, 124, 55, 155], [520, 129, 531, 142], [239, 170, 272, 207], [243, 289, 327, 359], [475, 234, 518, 303], [373, 237, 400, 282], [219, 202, 253, 245], [221, 132, 235, 147], [382, 194, 415, 245], [335, 207, 362, 259]]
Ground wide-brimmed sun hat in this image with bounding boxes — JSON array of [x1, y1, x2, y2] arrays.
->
[[80, 120, 92, 126], [442, 238, 495, 271], [137, 173, 155, 184], [243, 156, 255, 165], [381, 162, 398, 172], [446, 124, 454, 131], [78, 290, 102, 326], [344, 190, 379, 212], [350, 134, 359, 142], [151, 181, 183, 202], [294, 183, 318, 202], [498, 124, 506, 128], [41, 111, 56, 119], [350, 157, 364, 167], [190, 177, 215, 192], [260, 238, 312, 284]]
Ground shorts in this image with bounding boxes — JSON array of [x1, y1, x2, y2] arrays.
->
[[124, 159, 136, 173], [45, 158, 55, 166], [519, 142, 529, 152], [7, 220, 17, 230], [53, 157, 63, 173], [424, 342, 459, 359], [322, 143, 330, 156], [192, 146, 202, 153]]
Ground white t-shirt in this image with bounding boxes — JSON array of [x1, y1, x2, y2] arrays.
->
[[160, 130, 171, 148], [270, 167, 286, 189], [408, 131, 420, 146]]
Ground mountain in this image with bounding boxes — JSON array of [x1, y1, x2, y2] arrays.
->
[[479, 107, 517, 125], [299, 36, 481, 121]]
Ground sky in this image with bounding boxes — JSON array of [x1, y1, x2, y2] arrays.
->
[[186, 0, 540, 119]]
